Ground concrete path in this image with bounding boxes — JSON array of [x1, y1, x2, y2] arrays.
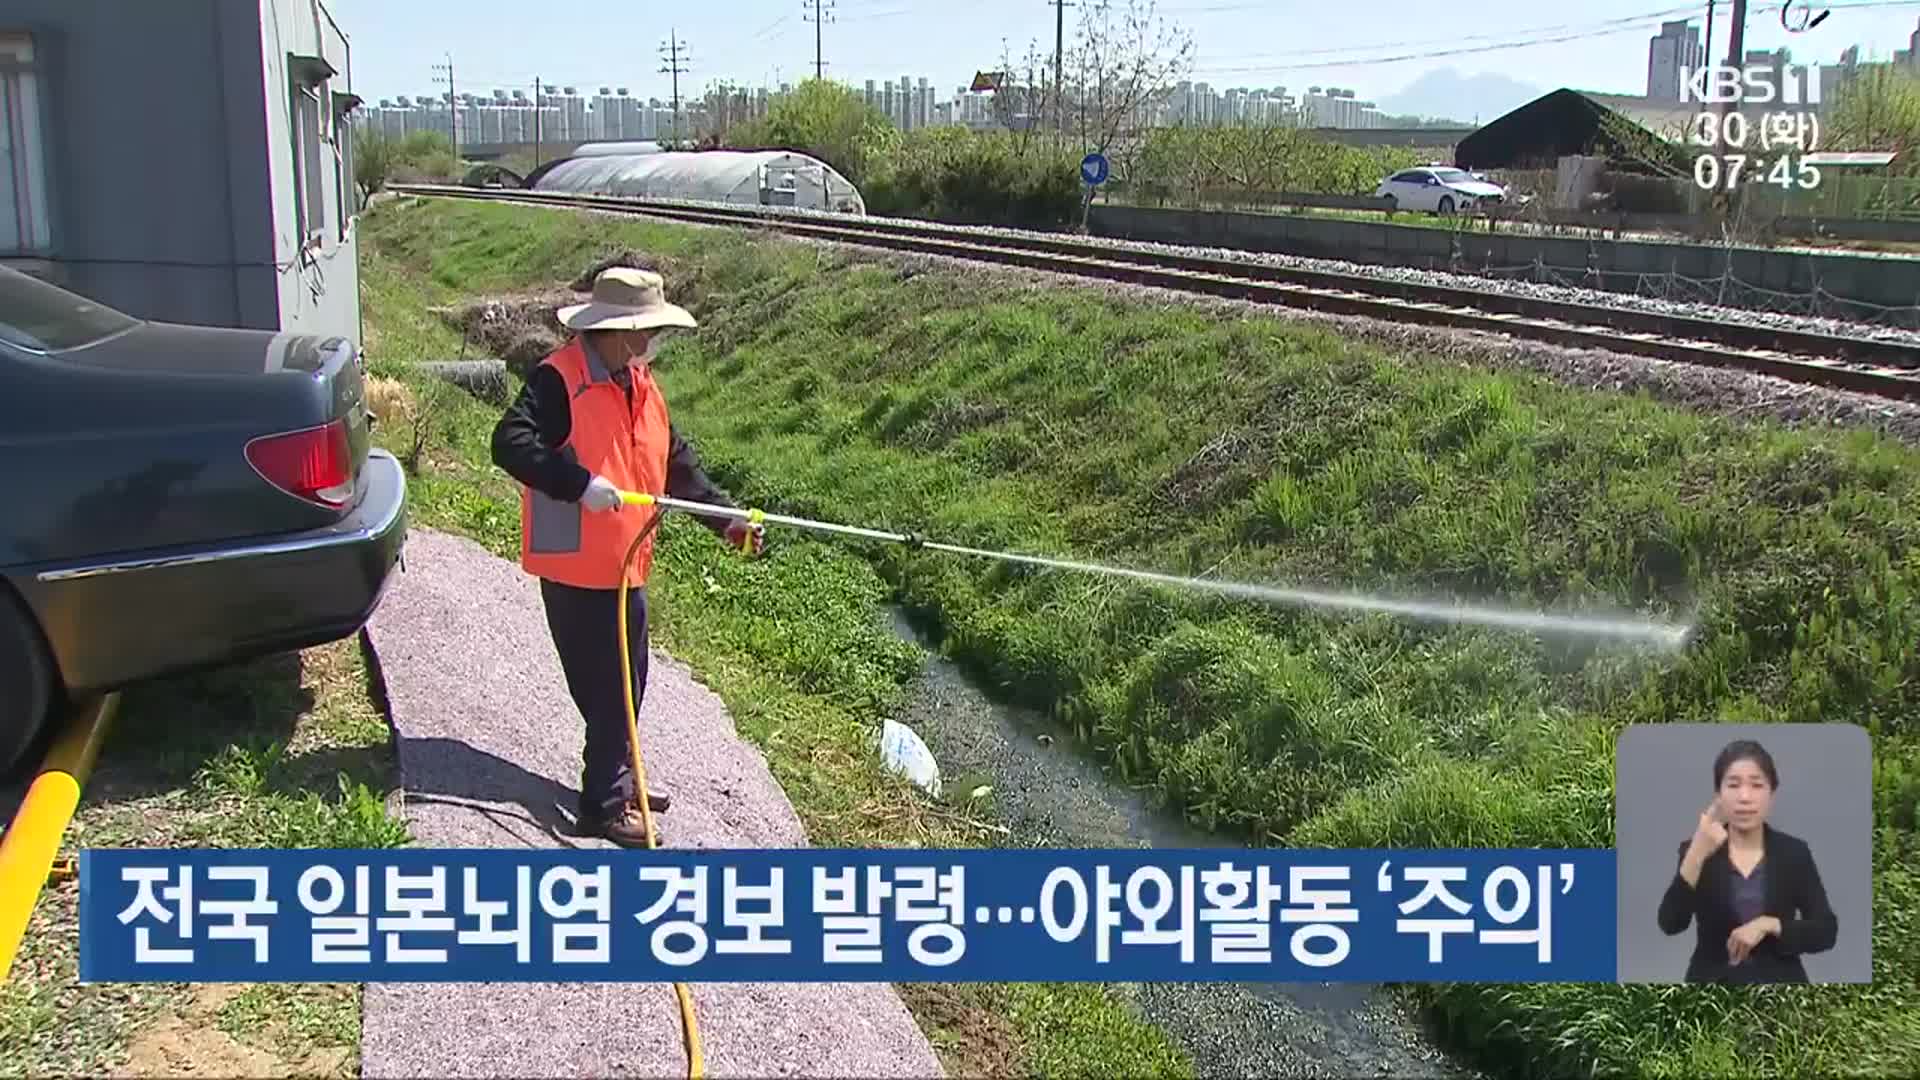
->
[[359, 526, 944, 1079]]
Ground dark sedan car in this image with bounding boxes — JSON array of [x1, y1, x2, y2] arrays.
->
[[0, 265, 408, 778]]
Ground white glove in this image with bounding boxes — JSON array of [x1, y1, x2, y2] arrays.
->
[[580, 474, 622, 512]]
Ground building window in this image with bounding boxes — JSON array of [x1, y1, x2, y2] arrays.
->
[[0, 32, 50, 255], [291, 78, 326, 246], [334, 110, 353, 237]]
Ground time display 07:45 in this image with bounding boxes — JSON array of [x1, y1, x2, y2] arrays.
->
[[1690, 110, 1822, 191], [1692, 153, 1820, 191]]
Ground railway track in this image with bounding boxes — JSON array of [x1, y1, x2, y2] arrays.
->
[[389, 183, 1920, 404]]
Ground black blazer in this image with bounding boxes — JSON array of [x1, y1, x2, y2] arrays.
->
[[1656, 823, 1838, 983]]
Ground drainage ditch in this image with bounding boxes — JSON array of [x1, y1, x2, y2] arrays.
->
[[882, 605, 1479, 1079]]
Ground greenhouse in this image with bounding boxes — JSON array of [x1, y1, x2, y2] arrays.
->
[[530, 149, 866, 214]]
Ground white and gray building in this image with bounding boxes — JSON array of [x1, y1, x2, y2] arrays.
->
[[1647, 19, 1706, 102], [1, 0, 361, 343]]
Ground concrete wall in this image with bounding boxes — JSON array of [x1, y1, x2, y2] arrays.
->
[[255, 0, 360, 345], [0, 0, 277, 329], [0, 0, 360, 344], [1087, 204, 1920, 317]]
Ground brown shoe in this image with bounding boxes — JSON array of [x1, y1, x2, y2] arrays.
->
[[575, 790, 669, 836], [577, 789, 669, 822], [603, 804, 658, 848]]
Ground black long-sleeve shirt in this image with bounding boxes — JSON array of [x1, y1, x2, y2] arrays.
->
[[1656, 825, 1837, 983], [489, 363, 738, 539]]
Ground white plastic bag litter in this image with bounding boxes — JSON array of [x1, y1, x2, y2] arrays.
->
[[878, 718, 942, 797]]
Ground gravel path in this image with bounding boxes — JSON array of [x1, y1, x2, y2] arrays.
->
[[359, 526, 944, 1079]]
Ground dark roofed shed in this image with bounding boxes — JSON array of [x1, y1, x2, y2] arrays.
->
[[1455, 89, 1698, 175]]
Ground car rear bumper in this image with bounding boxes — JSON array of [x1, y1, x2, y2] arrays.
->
[[15, 450, 409, 695]]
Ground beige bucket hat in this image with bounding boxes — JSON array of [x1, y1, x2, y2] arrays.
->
[[557, 267, 697, 332]]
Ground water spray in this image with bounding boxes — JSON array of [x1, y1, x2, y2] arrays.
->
[[618, 491, 1694, 650]]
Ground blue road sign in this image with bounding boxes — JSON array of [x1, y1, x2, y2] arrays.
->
[[1080, 153, 1110, 186]]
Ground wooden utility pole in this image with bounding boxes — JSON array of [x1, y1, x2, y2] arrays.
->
[[533, 76, 542, 167]]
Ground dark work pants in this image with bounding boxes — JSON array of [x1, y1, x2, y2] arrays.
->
[[539, 577, 648, 821]]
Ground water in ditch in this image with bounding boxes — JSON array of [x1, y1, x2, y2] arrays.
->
[[881, 605, 1481, 1080]]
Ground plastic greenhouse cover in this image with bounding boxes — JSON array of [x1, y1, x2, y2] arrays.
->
[[533, 149, 865, 212]]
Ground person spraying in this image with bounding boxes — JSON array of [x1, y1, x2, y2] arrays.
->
[[490, 267, 764, 847]]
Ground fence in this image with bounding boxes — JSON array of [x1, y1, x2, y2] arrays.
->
[[1100, 172, 1920, 247], [1085, 202, 1920, 329]]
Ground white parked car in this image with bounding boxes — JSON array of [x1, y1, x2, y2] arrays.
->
[[1372, 166, 1508, 214]]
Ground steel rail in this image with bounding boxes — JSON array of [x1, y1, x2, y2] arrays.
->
[[388, 184, 1920, 403]]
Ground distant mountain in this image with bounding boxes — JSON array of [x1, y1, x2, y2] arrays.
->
[[1375, 69, 1544, 126]]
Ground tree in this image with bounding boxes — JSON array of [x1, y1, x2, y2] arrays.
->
[[982, 38, 1052, 157], [1826, 64, 1920, 177], [1061, 0, 1195, 227], [726, 78, 896, 185], [353, 126, 396, 203], [697, 81, 757, 146]]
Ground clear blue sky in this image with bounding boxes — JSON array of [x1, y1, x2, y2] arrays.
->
[[326, 0, 1920, 105]]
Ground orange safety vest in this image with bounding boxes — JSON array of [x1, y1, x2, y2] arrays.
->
[[518, 336, 672, 590]]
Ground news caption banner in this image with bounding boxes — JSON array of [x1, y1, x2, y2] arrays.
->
[[1683, 62, 1895, 191], [80, 848, 1616, 983]]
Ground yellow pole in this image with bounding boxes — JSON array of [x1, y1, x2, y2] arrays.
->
[[0, 693, 119, 980]]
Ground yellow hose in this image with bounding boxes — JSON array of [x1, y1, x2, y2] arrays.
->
[[616, 501, 704, 1080]]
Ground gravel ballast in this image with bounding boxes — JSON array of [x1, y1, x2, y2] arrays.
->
[[359, 526, 944, 1079], [542, 192, 1920, 344], [536, 201, 1920, 448]]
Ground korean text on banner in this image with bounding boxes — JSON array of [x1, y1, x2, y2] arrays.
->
[[80, 848, 1617, 984]]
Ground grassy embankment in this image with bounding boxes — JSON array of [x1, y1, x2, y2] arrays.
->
[[0, 639, 408, 1077], [360, 195, 1919, 1079]]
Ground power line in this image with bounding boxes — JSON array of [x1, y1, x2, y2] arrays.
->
[[1184, 0, 1909, 75], [831, 0, 938, 13], [357, 0, 1920, 108], [750, 14, 792, 42], [1191, 27, 1675, 74], [1194, 5, 1702, 63]]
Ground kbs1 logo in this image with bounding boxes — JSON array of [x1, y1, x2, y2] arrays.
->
[[1680, 62, 1821, 106]]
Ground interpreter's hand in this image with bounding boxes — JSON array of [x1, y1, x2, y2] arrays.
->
[[1727, 916, 1776, 964], [1689, 799, 1730, 860], [724, 519, 766, 558], [580, 475, 623, 512]]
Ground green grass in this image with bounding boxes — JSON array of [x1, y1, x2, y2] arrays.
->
[[358, 195, 1920, 1078], [0, 637, 403, 1077]]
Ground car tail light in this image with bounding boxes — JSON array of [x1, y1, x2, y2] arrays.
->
[[245, 418, 355, 509]]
